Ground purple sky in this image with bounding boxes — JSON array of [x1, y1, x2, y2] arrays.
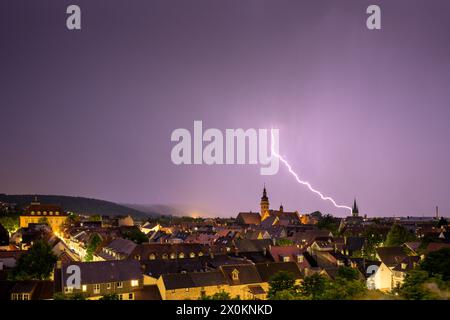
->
[[1, 1, 450, 218]]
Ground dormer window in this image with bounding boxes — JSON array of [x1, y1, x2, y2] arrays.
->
[[170, 253, 176, 259], [198, 252, 204, 257], [149, 253, 156, 260], [401, 263, 407, 270], [134, 255, 141, 261], [282, 256, 290, 262], [231, 269, 239, 281], [179, 252, 185, 259], [189, 252, 195, 258], [162, 253, 169, 259], [297, 255, 304, 263]]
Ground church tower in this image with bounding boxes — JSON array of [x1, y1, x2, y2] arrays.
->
[[260, 185, 270, 217], [352, 198, 359, 217]]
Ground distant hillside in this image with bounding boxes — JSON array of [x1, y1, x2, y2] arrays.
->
[[0, 194, 157, 218], [123, 204, 187, 217]]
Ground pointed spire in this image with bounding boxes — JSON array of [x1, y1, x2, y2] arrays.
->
[[352, 198, 359, 216], [261, 184, 268, 201]]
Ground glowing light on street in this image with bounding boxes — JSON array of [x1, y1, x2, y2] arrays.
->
[[271, 129, 352, 214]]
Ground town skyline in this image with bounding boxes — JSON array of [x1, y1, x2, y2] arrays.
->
[[0, 189, 446, 220], [2, 1, 450, 217]]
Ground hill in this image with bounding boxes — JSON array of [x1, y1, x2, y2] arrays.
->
[[0, 194, 156, 218]]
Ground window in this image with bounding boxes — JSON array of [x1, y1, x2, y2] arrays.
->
[[162, 253, 168, 259], [118, 294, 123, 300], [117, 282, 123, 289], [149, 253, 156, 260], [82, 285, 87, 292], [106, 283, 111, 290], [94, 284, 100, 294], [198, 252, 204, 257], [185, 288, 189, 292], [189, 252, 196, 258], [65, 286, 73, 293], [128, 293, 134, 300], [282, 256, 290, 262], [131, 280, 139, 287], [170, 253, 176, 259], [179, 252, 185, 259], [23, 294, 30, 301], [231, 269, 239, 281], [134, 255, 141, 261]]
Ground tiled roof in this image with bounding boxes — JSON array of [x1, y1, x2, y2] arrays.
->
[[376, 247, 408, 267], [236, 212, 261, 225], [255, 261, 302, 282], [220, 264, 262, 285], [61, 260, 142, 285]]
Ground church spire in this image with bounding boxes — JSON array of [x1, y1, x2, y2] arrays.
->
[[260, 184, 269, 217], [352, 198, 359, 217], [261, 184, 268, 201]]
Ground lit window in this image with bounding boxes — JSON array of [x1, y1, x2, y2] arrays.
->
[[282, 256, 290, 262], [162, 253, 168, 259], [94, 284, 100, 294], [131, 280, 139, 287], [82, 285, 87, 292], [149, 254, 156, 260], [179, 253, 185, 259], [117, 282, 123, 288], [170, 253, 176, 259], [134, 255, 141, 260], [189, 252, 195, 258], [128, 293, 133, 300], [23, 294, 30, 301], [106, 283, 111, 290], [231, 269, 239, 281], [198, 252, 204, 257], [65, 286, 73, 293], [119, 294, 123, 300]]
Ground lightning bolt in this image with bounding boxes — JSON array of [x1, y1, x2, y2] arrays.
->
[[271, 129, 352, 214]]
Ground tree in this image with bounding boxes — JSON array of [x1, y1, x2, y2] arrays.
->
[[320, 276, 367, 300], [267, 271, 297, 299], [420, 248, 450, 281], [89, 215, 102, 222], [361, 225, 385, 259], [299, 273, 328, 299], [336, 266, 360, 281], [269, 289, 299, 300], [275, 238, 294, 246], [200, 291, 233, 300], [122, 228, 148, 244], [100, 293, 119, 300], [85, 233, 102, 261], [436, 217, 448, 228], [399, 270, 440, 300], [9, 240, 57, 280], [317, 214, 338, 234], [0, 216, 19, 235], [299, 268, 367, 300], [385, 224, 416, 247]]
